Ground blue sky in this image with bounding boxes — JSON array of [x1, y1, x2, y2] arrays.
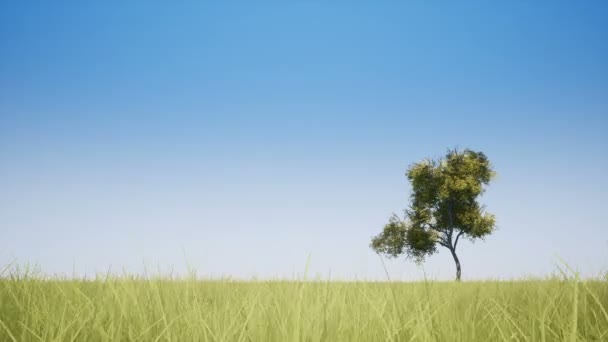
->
[[1, 1, 607, 280]]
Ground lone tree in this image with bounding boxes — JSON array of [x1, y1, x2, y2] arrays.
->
[[371, 148, 496, 281]]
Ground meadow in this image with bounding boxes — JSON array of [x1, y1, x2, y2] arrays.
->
[[0, 265, 607, 341]]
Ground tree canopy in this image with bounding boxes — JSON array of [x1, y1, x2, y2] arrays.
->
[[371, 148, 496, 281]]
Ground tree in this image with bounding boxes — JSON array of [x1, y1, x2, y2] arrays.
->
[[370, 148, 496, 281]]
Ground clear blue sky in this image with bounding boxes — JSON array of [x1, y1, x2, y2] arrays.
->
[[1, 1, 607, 280]]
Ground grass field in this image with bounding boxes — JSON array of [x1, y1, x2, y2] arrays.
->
[[0, 265, 607, 341]]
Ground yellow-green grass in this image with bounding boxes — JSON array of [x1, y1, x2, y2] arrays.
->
[[0, 266, 606, 341]]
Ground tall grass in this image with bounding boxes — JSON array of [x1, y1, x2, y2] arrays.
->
[[0, 264, 606, 341]]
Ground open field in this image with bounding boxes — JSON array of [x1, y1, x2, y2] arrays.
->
[[0, 266, 607, 341]]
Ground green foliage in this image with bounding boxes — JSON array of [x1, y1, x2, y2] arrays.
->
[[370, 215, 408, 258], [371, 148, 497, 280]]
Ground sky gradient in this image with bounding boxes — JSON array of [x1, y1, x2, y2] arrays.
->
[[1, 1, 607, 280]]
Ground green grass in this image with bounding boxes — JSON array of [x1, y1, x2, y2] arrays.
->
[[0, 265, 607, 341]]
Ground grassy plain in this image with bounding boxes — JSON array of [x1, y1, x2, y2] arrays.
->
[[0, 265, 606, 341]]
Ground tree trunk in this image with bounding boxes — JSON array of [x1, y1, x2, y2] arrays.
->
[[449, 247, 462, 281]]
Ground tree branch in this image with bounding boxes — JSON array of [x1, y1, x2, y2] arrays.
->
[[447, 200, 455, 246], [454, 231, 464, 250], [427, 222, 436, 230], [437, 241, 450, 249], [437, 232, 450, 249]]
